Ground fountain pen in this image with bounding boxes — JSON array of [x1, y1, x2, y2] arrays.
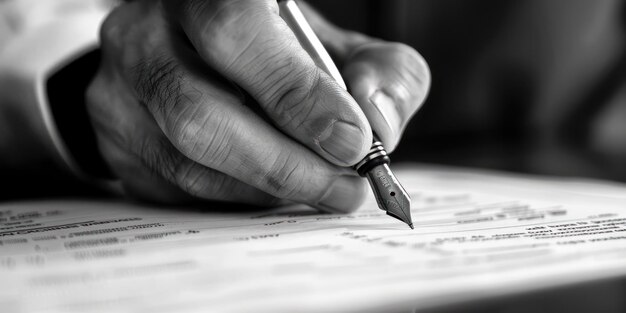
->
[[278, 0, 413, 229]]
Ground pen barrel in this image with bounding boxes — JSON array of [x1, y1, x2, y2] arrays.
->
[[278, 0, 392, 174], [278, 0, 347, 89]]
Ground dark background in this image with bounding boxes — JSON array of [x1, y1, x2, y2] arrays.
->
[[312, 0, 626, 182]]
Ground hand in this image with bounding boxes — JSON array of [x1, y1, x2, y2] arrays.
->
[[86, 0, 430, 212]]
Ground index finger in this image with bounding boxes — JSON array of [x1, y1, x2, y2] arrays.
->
[[164, 0, 372, 166]]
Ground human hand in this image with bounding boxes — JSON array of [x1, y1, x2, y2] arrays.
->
[[86, 0, 430, 212]]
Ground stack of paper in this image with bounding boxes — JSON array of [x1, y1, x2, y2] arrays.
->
[[1, 165, 626, 312]]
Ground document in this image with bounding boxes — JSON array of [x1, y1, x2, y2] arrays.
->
[[1, 165, 626, 313]]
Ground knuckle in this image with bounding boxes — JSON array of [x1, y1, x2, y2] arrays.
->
[[85, 76, 127, 147], [265, 65, 321, 129], [170, 106, 235, 168], [132, 55, 187, 119], [85, 77, 110, 129], [100, 2, 142, 53], [85, 77, 103, 113], [95, 138, 127, 174], [260, 153, 308, 200], [176, 166, 234, 199], [137, 136, 182, 183], [100, 7, 124, 46], [186, 0, 277, 68], [169, 114, 203, 158], [189, 0, 253, 47], [175, 162, 208, 197]]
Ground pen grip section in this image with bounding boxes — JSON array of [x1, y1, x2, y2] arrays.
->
[[354, 140, 390, 177]]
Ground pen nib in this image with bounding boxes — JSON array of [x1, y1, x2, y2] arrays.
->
[[365, 164, 413, 229]]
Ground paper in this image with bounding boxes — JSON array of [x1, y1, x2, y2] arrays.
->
[[2, 165, 626, 312]]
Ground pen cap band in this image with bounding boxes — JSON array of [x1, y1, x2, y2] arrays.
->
[[354, 141, 390, 176]]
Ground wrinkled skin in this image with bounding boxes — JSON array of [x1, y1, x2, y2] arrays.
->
[[86, 0, 430, 212]]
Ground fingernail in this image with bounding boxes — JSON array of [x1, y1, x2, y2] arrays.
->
[[315, 176, 365, 214], [319, 120, 365, 165], [369, 90, 402, 141]]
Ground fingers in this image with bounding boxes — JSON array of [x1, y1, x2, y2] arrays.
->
[[165, 0, 372, 166], [99, 134, 283, 206], [129, 50, 367, 212], [343, 42, 431, 151], [98, 3, 368, 212], [87, 63, 280, 206]]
